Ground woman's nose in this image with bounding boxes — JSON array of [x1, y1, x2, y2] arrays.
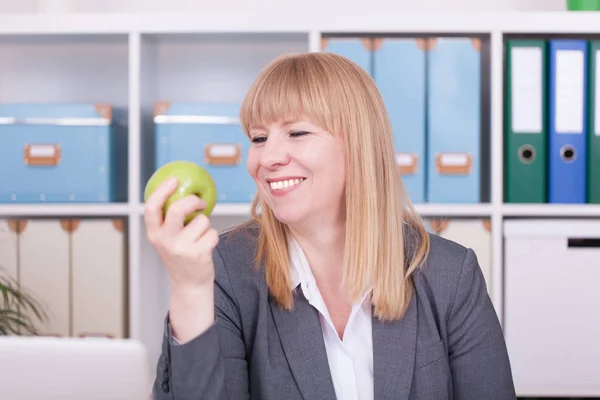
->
[[259, 137, 290, 169]]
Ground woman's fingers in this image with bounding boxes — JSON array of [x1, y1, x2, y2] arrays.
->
[[178, 212, 211, 244], [144, 177, 179, 233], [163, 195, 207, 235]]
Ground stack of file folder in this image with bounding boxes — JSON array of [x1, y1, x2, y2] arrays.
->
[[505, 39, 600, 204], [321, 35, 487, 204]]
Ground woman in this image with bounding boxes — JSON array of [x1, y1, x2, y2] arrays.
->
[[145, 52, 516, 400]]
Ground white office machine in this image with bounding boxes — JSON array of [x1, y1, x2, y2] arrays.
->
[[0, 335, 152, 400]]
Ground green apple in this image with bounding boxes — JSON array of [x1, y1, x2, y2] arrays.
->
[[144, 160, 217, 225]]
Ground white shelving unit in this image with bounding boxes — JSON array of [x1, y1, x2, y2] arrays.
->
[[0, 204, 131, 216], [1, 11, 600, 383]]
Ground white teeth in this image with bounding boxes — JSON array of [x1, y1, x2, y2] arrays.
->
[[269, 178, 304, 191]]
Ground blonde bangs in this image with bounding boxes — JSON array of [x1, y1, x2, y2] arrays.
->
[[239, 53, 355, 137]]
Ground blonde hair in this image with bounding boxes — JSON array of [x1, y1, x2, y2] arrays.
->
[[236, 52, 430, 321]]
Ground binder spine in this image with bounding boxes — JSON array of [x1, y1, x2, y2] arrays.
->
[[588, 41, 600, 203], [548, 39, 588, 204], [504, 39, 548, 204]]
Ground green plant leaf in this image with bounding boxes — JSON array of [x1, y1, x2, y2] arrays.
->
[[0, 311, 35, 335], [0, 266, 48, 336]]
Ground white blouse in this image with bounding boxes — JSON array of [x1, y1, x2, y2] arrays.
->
[[288, 238, 374, 400]]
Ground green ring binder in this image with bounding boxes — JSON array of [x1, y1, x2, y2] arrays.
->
[[567, 0, 600, 10]]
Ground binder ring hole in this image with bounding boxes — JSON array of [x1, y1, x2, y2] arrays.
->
[[518, 145, 535, 164], [560, 145, 576, 163]]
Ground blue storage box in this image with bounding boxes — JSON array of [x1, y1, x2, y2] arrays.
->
[[427, 37, 481, 203], [0, 103, 128, 203], [373, 38, 427, 204], [153, 102, 256, 203]]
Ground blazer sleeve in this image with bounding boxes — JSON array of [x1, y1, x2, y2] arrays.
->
[[447, 248, 517, 400], [152, 246, 249, 400]]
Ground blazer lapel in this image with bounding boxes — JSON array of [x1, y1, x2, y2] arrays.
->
[[372, 295, 418, 399], [270, 291, 337, 400]]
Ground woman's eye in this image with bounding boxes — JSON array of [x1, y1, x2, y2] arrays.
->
[[251, 136, 267, 143], [290, 131, 309, 137]]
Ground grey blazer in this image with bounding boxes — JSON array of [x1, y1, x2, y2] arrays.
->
[[152, 222, 516, 400]]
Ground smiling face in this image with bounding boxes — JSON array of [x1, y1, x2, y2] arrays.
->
[[247, 119, 346, 226]]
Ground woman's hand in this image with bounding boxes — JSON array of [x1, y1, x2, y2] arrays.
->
[[144, 177, 219, 291], [143, 177, 219, 343]]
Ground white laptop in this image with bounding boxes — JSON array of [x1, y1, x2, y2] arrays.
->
[[0, 335, 152, 400]]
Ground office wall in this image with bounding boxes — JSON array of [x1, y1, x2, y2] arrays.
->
[[0, 0, 567, 14]]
